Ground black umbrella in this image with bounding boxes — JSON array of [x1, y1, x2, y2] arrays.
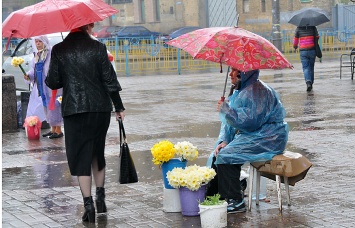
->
[[288, 7, 330, 27]]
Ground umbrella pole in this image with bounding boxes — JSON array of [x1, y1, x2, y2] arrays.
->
[[221, 66, 230, 101]]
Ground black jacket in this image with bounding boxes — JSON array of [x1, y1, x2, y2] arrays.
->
[[45, 31, 124, 117]]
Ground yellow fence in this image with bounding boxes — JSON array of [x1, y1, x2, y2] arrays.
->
[[3, 32, 354, 76], [104, 31, 354, 76]]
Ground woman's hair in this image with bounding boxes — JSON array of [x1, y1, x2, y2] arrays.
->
[[79, 24, 89, 32], [79, 23, 94, 32]]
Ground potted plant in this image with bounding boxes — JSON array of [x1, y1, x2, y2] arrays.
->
[[199, 194, 228, 228]]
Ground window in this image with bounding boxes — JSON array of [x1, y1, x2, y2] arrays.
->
[[140, 0, 145, 23], [243, 0, 250, 13], [261, 0, 266, 12], [112, 0, 132, 3], [288, 0, 293, 11], [155, 0, 160, 21]]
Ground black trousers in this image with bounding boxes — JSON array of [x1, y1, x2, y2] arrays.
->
[[207, 157, 243, 201]]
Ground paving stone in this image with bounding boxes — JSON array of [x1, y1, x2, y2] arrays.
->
[[3, 59, 355, 226]]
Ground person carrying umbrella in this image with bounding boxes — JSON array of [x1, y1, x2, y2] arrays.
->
[[293, 25, 319, 92], [206, 68, 289, 213], [45, 24, 125, 223], [289, 8, 330, 92]]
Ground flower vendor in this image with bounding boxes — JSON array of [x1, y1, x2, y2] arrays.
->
[[207, 68, 289, 213]]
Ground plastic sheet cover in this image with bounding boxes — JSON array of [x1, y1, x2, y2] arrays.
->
[[207, 70, 289, 166]]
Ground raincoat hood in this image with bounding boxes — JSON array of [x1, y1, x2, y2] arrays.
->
[[31, 35, 51, 53], [239, 69, 259, 90]]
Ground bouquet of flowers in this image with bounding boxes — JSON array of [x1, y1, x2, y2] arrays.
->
[[11, 57, 26, 76], [151, 140, 176, 165], [167, 165, 216, 191], [23, 116, 42, 128], [151, 140, 199, 166], [57, 96, 62, 104], [174, 141, 198, 162]]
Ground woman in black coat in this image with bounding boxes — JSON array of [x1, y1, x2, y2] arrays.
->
[[46, 24, 125, 223]]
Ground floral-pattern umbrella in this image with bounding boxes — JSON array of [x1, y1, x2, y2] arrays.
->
[[166, 26, 293, 72]]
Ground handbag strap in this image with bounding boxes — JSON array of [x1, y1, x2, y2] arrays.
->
[[118, 118, 126, 146], [313, 27, 318, 44]]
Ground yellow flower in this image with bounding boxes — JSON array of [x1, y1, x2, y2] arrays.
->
[[11, 57, 25, 67], [11, 57, 26, 75], [151, 140, 176, 165]]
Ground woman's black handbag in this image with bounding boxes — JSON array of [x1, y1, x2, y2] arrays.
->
[[314, 29, 322, 58], [315, 41, 322, 58], [118, 118, 138, 184]]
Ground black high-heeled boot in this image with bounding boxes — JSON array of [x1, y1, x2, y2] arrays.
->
[[82, 196, 95, 223], [95, 187, 107, 213]]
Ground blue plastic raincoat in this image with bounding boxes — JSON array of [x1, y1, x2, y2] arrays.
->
[[207, 70, 289, 166]]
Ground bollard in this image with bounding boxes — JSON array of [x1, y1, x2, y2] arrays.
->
[[21, 91, 50, 129], [2, 75, 18, 133], [21, 91, 31, 128]]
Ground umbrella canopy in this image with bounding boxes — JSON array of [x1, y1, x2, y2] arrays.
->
[[288, 7, 330, 27], [166, 27, 293, 72], [2, 0, 118, 39]]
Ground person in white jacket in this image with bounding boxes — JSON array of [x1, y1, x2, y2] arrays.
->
[[24, 35, 63, 139]]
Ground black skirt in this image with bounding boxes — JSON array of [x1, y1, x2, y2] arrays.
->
[[63, 112, 111, 176]]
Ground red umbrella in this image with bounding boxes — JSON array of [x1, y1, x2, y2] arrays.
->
[[166, 26, 293, 72], [2, 0, 117, 39]]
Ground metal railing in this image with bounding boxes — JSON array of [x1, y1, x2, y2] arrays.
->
[[3, 31, 355, 76], [98, 30, 355, 76]]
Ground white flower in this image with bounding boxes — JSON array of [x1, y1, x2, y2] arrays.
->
[[167, 164, 216, 191], [174, 141, 198, 162], [56, 96, 62, 104]]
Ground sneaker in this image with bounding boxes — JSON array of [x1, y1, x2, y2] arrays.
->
[[227, 199, 246, 213], [306, 82, 312, 92]]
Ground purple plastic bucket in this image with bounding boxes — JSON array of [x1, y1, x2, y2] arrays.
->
[[179, 185, 206, 216], [161, 158, 187, 189]]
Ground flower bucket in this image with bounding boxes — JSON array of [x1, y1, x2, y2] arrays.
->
[[25, 126, 40, 140], [161, 158, 187, 189], [23, 116, 41, 140], [199, 202, 228, 228], [163, 188, 181, 213], [179, 185, 206, 216]]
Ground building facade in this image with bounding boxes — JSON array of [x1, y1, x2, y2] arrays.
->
[[3, 0, 354, 35]]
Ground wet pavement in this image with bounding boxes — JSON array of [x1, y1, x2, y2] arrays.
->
[[2, 58, 355, 227]]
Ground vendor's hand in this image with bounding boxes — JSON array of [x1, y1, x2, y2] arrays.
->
[[214, 142, 227, 156], [24, 74, 30, 81], [217, 100, 224, 112], [116, 111, 124, 121]]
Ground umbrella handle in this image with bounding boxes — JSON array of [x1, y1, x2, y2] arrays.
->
[[221, 66, 231, 99]]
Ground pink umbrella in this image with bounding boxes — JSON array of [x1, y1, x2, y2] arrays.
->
[[166, 26, 293, 72], [2, 0, 117, 39]]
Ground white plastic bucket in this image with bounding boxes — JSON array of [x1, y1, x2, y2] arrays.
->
[[198, 202, 227, 228], [163, 187, 181, 212]]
